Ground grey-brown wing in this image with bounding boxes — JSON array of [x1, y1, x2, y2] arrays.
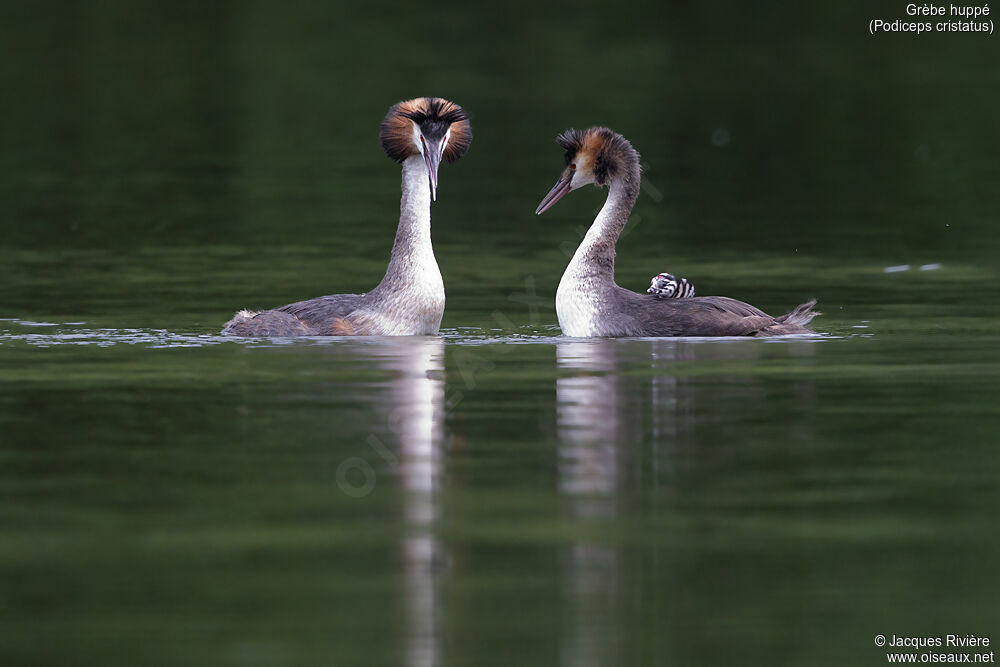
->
[[222, 309, 316, 336], [276, 294, 365, 329], [621, 290, 778, 337]]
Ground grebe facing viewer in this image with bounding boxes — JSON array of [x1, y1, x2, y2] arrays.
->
[[222, 97, 471, 336], [535, 127, 818, 337]]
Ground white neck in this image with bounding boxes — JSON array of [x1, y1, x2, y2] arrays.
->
[[385, 156, 435, 278], [364, 155, 445, 334], [556, 181, 636, 336], [569, 185, 630, 279]]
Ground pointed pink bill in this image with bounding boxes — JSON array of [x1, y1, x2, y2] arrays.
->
[[535, 173, 572, 214]]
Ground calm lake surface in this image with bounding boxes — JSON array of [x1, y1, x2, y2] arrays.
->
[[1, 3, 998, 666]]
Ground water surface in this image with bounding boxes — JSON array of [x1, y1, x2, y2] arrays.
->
[[2, 2, 999, 665]]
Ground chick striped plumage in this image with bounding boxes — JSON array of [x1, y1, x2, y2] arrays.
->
[[647, 272, 695, 298]]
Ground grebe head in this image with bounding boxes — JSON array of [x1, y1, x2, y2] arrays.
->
[[647, 272, 696, 298], [535, 126, 639, 214], [380, 97, 472, 200]]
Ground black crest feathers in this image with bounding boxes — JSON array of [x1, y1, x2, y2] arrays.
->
[[555, 126, 639, 185]]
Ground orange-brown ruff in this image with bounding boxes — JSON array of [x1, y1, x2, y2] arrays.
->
[[222, 97, 471, 337], [536, 126, 819, 337], [380, 97, 471, 163]]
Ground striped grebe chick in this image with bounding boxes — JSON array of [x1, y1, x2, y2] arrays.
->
[[535, 127, 818, 337], [647, 272, 695, 298], [223, 97, 472, 336]]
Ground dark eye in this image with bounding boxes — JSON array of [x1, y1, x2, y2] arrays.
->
[[569, 163, 576, 170], [420, 135, 426, 144]]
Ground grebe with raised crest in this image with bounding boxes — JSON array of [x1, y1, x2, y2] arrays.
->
[[222, 97, 471, 336]]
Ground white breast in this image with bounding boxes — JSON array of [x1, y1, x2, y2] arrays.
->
[[403, 245, 445, 334], [555, 273, 602, 337], [372, 269, 445, 335]]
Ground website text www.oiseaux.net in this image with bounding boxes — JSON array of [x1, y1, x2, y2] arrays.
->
[[876, 634, 994, 664]]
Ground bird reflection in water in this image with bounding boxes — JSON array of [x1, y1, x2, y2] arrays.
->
[[363, 337, 446, 667], [554, 338, 817, 664], [365, 336, 817, 666], [556, 340, 627, 667]]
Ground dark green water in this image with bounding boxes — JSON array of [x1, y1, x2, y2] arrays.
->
[[2, 2, 999, 665]]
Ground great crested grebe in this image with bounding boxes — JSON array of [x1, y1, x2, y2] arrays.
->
[[222, 97, 471, 336], [535, 126, 818, 337]]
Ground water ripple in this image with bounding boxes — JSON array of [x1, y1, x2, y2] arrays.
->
[[0, 319, 841, 349]]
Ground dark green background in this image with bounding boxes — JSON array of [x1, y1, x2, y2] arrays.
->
[[1, 2, 998, 665]]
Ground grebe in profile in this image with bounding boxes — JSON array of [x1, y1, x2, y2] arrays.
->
[[535, 127, 818, 337], [222, 97, 471, 336]]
